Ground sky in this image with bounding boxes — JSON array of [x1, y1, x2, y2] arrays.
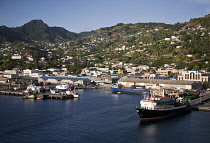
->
[[0, 0, 210, 33]]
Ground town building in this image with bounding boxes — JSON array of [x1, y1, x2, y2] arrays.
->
[[23, 69, 39, 77], [177, 69, 210, 83], [38, 76, 91, 85], [155, 68, 171, 77], [3, 70, 19, 78]]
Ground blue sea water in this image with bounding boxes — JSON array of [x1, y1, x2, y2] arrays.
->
[[0, 89, 210, 143]]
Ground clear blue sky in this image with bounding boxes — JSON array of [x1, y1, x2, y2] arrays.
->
[[0, 0, 210, 33]]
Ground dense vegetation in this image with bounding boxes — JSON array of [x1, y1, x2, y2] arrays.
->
[[1, 15, 210, 73]]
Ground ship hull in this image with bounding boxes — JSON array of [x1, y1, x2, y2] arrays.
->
[[136, 106, 191, 121], [56, 88, 72, 91], [23, 94, 36, 99], [111, 88, 150, 94]]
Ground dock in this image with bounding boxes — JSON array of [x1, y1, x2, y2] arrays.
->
[[0, 90, 24, 96], [190, 93, 210, 111], [0, 90, 74, 100]]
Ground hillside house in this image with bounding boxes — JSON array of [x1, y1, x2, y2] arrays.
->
[[11, 54, 22, 60]]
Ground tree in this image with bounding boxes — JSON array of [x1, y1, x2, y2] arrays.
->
[[168, 72, 175, 78], [203, 81, 210, 89]]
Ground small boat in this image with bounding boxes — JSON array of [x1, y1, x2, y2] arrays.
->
[[66, 90, 80, 98], [23, 94, 36, 99], [111, 84, 150, 94], [55, 82, 73, 91], [135, 88, 191, 121], [50, 89, 60, 94]]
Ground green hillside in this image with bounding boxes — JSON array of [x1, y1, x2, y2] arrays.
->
[[1, 15, 210, 72], [0, 20, 84, 43]]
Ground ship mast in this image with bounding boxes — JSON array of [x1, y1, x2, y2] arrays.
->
[[162, 88, 165, 97]]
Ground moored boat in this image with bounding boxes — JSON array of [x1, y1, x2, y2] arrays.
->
[[23, 84, 45, 94], [55, 82, 73, 91], [23, 84, 45, 99], [135, 88, 191, 121], [23, 94, 36, 99], [111, 84, 150, 94], [66, 90, 80, 98]]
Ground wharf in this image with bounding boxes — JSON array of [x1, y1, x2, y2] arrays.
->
[[190, 93, 210, 111], [0, 90, 74, 100], [0, 90, 24, 96], [196, 103, 210, 112]]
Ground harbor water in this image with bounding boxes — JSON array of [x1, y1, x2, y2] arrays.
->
[[0, 89, 210, 143]]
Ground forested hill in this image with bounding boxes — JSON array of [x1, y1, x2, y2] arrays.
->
[[0, 20, 88, 43], [1, 14, 210, 72]]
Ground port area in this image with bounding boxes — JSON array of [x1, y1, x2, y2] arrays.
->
[[1, 89, 210, 110], [190, 93, 210, 112]]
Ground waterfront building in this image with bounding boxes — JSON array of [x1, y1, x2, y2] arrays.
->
[[118, 76, 202, 90], [38, 76, 91, 85], [100, 74, 111, 82], [177, 68, 210, 83]]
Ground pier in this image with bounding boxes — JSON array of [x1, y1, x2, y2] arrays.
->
[[0, 90, 74, 100]]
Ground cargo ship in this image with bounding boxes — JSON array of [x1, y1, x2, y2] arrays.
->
[[111, 84, 150, 94], [135, 88, 191, 121]]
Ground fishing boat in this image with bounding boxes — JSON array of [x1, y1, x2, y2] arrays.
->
[[135, 88, 191, 121], [111, 84, 150, 94]]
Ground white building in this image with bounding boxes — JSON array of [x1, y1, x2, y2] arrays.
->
[[23, 69, 39, 77], [38, 76, 91, 85], [118, 77, 202, 90], [3, 70, 19, 78], [27, 56, 34, 61], [11, 54, 22, 60], [177, 69, 210, 83]]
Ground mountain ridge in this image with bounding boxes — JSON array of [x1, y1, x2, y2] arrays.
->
[[0, 19, 88, 43]]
